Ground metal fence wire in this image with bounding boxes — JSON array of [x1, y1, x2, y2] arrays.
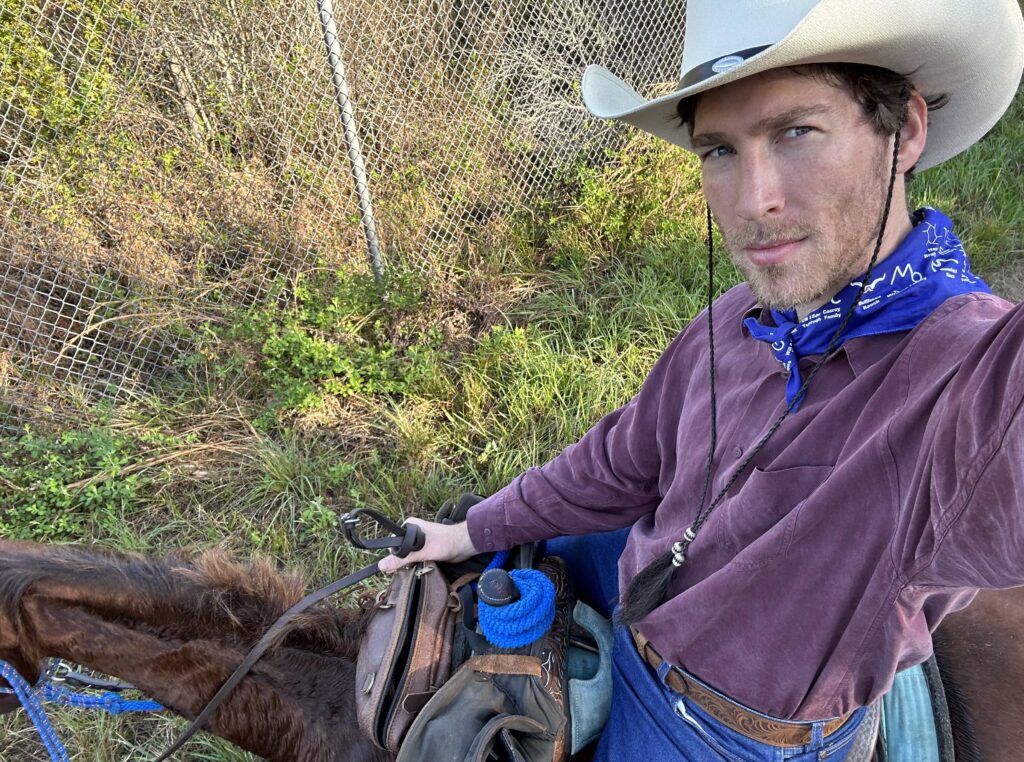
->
[[0, 0, 687, 429]]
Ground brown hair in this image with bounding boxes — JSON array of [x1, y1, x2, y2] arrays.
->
[[676, 63, 948, 179]]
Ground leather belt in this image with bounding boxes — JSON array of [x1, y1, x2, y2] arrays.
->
[[630, 627, 853, 748]]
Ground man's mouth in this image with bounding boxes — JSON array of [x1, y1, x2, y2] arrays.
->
[[743, 237, 807, 267]]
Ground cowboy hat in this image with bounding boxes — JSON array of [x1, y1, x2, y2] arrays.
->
[[582, 0, 1024, 171]]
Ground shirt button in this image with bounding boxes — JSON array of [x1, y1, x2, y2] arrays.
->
[[484, 528, 492, 536], [733, 445, 743, 458], [486, 542, 495, 550]]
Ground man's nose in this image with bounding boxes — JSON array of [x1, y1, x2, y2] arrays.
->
[[736, 152, 785, 221]]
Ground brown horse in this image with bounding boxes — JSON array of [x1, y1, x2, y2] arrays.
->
[[0, 539, 392, 762], [0, 538, 1018, 761], [932, 588, 1024, 762]]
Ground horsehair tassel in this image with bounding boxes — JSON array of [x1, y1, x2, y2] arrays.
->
[[478, 568, 556, 648], [616, 547, 678, 626]]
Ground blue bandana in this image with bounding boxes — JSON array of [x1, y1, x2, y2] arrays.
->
[[743, 208, 990, 410]]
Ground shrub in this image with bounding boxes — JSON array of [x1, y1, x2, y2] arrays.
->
[[0, 422, 150, 540], [236, 268, 447, 419]]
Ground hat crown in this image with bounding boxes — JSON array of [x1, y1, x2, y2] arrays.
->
[[583, 0, 1023, 172], [679, 0, 821, 82]]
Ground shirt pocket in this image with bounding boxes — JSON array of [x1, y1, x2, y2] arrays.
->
[[713, 464, 834, 570]]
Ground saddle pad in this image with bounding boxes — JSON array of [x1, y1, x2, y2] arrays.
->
[[880, 663, 940, 762]]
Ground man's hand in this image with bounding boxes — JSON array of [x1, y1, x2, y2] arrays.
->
[[378, 517, 478, 573]]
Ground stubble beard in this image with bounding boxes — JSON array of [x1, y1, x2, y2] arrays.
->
[[730, 226, 876, 312], [723, 147, 892, 314]]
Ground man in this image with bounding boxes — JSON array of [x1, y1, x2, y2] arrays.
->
[[381, 0, 1024, 759]]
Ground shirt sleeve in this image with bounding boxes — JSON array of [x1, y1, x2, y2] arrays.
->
[[465, 324, 697, 553], [906, 300, 1024, 589]]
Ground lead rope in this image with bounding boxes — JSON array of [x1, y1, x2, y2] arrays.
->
[[0, 661, 69, 762], [0, 660, 166, 762], [477, 549, 557, 648], [619, 129, 903, 624]]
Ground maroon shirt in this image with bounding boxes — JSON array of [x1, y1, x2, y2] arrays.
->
[[466, 285, 1024, 720]]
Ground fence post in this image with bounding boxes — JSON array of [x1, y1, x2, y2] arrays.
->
[[316, 0, 385, 282]]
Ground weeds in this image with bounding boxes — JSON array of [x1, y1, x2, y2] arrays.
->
[[0, 42, 1020, 756], [0, 420, 153, 541], [234, 267, 448, 421]]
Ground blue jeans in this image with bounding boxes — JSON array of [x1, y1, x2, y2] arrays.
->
[[546, 531, 868, 761]]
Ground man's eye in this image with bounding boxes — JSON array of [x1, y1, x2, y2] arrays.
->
[[704, 145, 734, 160], [784, 126, 813, 138]]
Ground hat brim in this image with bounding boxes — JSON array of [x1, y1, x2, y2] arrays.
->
[[582, 0, 1024, 171]]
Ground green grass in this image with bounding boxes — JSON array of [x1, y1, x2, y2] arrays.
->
[[2, 85, 1022, 759], [912, 89, 1024, 272]]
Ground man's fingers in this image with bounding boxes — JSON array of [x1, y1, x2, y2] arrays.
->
[[378, 517, 427, 572], [378, 552, 412, 573], [375, 517, 477, 573]]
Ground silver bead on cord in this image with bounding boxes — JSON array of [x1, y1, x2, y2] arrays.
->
[[670, 526, 697, 567]]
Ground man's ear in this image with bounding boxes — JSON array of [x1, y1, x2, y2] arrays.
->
[[897, 92, 929, 174]]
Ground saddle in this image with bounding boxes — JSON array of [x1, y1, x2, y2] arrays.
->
[[354, 494, 612, 761]]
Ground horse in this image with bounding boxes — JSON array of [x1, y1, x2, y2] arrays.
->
[[0, 539, 392, 762], [0, 537, 1019, 761], [931, 588, 1024, 762]]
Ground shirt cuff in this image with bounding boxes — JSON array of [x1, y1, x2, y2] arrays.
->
[[465, 489, 512, 552]]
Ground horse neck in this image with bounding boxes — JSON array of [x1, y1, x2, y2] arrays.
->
[[0, 540, 389, 762]]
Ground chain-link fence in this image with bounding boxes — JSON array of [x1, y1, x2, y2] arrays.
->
[[1, 0, 687, 430]]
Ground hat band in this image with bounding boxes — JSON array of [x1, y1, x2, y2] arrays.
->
[[679, 45, 771, 89]]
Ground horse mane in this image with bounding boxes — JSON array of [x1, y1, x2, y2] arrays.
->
[[0, 539, 390, 761], [931, 628, 981, 762], [0, 540, 369, 678]]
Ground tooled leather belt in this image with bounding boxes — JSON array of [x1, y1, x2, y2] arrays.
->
[[630, 626, 853, 748]]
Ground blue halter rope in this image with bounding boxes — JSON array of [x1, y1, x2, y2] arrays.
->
[[0, 659, 164, 762], [40, 681, 164, 715], [0, 660, 69, 762]]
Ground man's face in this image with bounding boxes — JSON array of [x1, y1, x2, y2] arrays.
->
[[693, 69, 904, 316]]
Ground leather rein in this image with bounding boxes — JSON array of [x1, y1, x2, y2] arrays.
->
[[154, 509, 423, 761]]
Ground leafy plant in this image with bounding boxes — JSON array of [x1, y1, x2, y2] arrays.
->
[[236, 268, 447, 419], [0, 422, 150, 541]]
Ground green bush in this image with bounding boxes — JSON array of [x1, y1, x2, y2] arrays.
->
[[237, 268, 447, 418], [542, 134, 703, 270], [0, 423, 149, 540]]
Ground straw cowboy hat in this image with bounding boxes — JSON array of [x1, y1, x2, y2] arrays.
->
[[582, 0, 1024, 171]]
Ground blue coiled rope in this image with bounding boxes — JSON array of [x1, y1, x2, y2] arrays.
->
[[478, 549, 557, 649]]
